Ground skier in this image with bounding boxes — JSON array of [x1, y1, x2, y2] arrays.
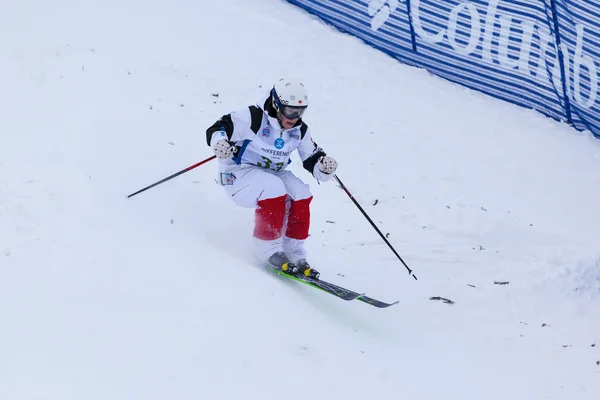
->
[[205, 78, 338, 278]]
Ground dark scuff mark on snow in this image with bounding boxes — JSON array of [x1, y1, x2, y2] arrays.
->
[[430, 296, 455, 305]]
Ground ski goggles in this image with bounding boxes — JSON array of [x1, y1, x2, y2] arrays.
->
[[272, 88, 307, 120], [278, 104, 307, 120]]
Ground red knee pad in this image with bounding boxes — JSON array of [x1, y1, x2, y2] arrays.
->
[[254, 195, 287, 240], [286, 197, 313, 240]]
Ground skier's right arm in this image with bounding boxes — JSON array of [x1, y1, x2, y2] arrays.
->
[[205, 108, 253, 159]]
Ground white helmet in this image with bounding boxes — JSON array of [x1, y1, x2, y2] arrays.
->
[[272, 78, 309, 119]]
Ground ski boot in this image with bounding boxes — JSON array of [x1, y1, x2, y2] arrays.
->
[[267, 252, 320, 279], [268, 251, 290, 269], [290, 259, 320, 280]]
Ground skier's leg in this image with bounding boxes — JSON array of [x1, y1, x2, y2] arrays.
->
[[223, 168, 287, 263], [276, 171, 313, 263]]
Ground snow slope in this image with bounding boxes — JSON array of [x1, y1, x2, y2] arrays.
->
[[1, 0, 599, 399]]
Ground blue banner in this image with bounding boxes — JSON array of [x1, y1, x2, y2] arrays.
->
[[285, 0, 600, 139]]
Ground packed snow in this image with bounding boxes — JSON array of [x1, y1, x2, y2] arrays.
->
[[1, 0, 599, 399]]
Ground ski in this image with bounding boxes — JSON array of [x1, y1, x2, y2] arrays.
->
[[266, 265, 398, 308], [267, 266, 364, 301], [357, 296, 399, 308]]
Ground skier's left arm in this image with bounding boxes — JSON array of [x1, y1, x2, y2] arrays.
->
[[297, 123, 338, 182]]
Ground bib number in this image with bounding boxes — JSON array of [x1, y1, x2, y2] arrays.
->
[[257, 156, 284, 172]]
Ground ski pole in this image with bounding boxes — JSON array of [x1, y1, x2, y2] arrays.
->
[[333, 174, 417, 281], [127, 155, 216, 198]]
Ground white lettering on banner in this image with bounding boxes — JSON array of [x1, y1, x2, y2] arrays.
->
[[574, 25, 598, 108], [447, 3, 481, 55], [368, 0, 399, 31], [480, 0, 499, 63], [368, 0, 599, 109], [411, 0, 444, 44], [498, 15, 518, 69], [517, 20, 535, 74], [535, 26, 556, 84]]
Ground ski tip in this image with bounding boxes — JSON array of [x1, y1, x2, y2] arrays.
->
[[357, 295, 399, 308]]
